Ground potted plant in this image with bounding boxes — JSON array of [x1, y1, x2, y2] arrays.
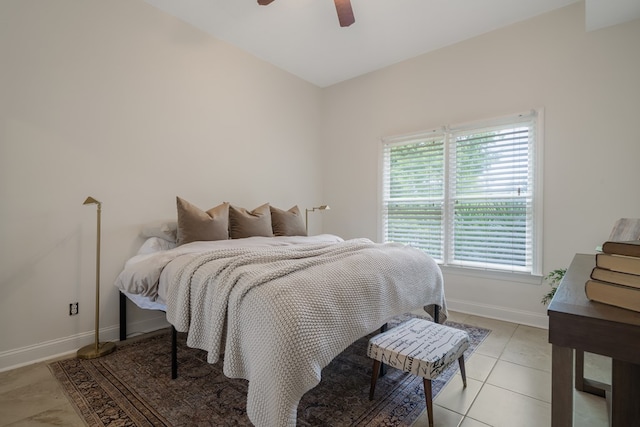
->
[[541, 268, 567, 305]]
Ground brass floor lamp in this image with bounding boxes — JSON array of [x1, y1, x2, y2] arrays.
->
[[77, 196, 116, 359]]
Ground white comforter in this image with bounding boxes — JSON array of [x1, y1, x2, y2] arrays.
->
[[115, 234, 345, 303], [115, 235, 445, 427]]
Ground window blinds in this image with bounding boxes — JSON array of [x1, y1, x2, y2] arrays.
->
[[382, 111, 539, 274], [382, 132, 446, 260]]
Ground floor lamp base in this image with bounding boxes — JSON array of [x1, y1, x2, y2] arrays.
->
[[77, 341, 116, 359]]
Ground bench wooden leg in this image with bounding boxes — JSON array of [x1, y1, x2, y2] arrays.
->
[[369, 360, 381, 400], [458, 355, 467, 388], [423, 378, 434, 427]]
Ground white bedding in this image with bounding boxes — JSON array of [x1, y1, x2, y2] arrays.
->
[[120, 290, 166, 311], [114, 234, 344, 304], [115, 234, 445, 427]]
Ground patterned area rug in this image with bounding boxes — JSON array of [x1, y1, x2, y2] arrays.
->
[[50, 317, 489, 426]]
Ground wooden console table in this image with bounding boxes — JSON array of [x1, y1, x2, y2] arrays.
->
[[548, 253, 640, 426]]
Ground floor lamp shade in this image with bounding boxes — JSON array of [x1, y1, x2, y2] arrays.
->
[[77, 197, 116, 359]]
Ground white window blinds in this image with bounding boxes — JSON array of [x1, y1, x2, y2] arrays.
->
[[381, 111, 541, 275], [382, 131, 446, 260]]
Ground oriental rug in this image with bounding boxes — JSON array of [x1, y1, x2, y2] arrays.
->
[[50, 317, 489, 426]]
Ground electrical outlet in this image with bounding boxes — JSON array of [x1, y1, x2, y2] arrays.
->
[[69, 302, 79, 316]]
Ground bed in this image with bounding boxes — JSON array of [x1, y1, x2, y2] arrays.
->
[[114, 201, 446, 427]]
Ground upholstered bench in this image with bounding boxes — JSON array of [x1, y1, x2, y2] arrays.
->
[[367, 318, 470, 427]]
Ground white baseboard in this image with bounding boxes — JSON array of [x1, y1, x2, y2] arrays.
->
[[447, 298, 549, 329], [1, 301, 547, 373], [0, 316, 170, 373]]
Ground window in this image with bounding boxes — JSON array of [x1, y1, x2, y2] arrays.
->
[[381, 110, 542, 275]]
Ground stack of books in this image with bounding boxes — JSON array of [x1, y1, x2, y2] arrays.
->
[[585, 240, 640, 312]]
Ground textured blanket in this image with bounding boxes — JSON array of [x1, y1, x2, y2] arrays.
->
[[166, 239, 445, 427]]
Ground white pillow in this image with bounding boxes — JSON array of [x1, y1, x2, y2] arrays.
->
[[141, 220, 178, 243], [137, 237, 176, 255]]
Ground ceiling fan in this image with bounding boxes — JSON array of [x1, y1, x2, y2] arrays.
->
[[257, 0, 355, 27]]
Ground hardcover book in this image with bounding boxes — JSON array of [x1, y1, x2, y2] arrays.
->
[[595, 253, 640, 276], [590, 267, 640, 289], [607, 218, 640, 242], [601, 240, 640, 258], [585, 279, 640, 313]]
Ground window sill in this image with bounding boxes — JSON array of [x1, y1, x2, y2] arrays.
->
[[439, 265, 543, 285]]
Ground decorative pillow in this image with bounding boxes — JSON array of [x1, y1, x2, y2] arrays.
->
[[270, 205, 307, 236], [229, 203, 274, 239], [141, 220, 178, 243], [176, 197, 229, 245]]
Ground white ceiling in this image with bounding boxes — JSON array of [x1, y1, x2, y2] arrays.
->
[[144, 0, 640, 87]]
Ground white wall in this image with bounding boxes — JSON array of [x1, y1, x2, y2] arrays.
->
[[320, 3, 640, 327], [0, 0, 322, 370]]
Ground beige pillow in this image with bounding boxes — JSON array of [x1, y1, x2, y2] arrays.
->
[[270, 205, 307, 236], [229, 204, 274, 239], [176, 197, 229, 245]]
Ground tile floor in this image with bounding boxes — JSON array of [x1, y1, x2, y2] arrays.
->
[[0, 311, 611, 427]]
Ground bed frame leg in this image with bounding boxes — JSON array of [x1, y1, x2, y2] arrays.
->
[[119, 292, 127, 341], [171, 325, 178, 379]]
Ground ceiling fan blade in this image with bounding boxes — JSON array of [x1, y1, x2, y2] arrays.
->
[[334, 0, 355, 27], [257, 0, 275, 5]]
